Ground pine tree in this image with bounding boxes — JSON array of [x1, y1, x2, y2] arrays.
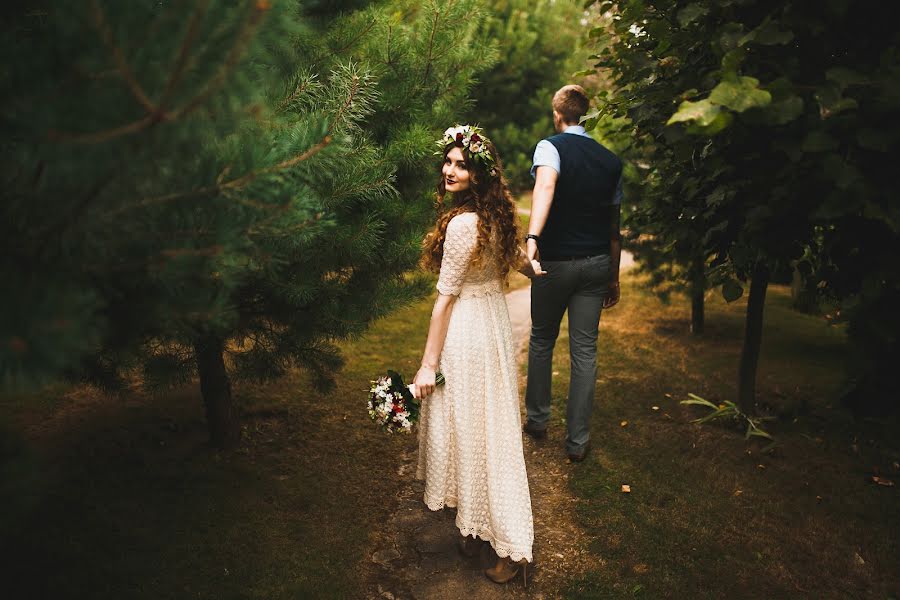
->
[[1, 0, 496, 447], [466, 0, 587, 190]]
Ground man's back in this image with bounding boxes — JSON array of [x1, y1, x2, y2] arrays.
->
[[539, 133, 622, 260]]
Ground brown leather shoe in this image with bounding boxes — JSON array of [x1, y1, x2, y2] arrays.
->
[[523, 421, 547, 440], [567, 444, 590, 463]]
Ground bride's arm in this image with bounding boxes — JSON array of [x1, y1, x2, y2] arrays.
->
[[412, 293, 456, 399], [515, 246, 546, 278]]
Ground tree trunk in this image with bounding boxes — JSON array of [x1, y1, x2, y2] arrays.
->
[[737, 262, 770, 414], [194, 334, 241, 449], [690, 254, 705, 335]]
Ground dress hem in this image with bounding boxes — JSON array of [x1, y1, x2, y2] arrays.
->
[[422, 492, 533, 563]]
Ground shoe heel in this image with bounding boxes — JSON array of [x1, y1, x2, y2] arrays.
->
[[522, 562, 528, 588]]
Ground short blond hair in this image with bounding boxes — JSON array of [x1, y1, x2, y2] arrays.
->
[[552, 84, 590, 124]]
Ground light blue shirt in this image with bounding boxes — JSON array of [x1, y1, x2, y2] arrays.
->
[[531, 125, 623, 205]]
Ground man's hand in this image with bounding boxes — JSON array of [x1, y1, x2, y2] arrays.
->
[[603, 281, 620, 309]]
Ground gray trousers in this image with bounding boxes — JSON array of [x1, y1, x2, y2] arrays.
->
[[525, 254, 611, 454]]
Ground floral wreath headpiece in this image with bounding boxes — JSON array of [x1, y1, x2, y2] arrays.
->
[[435, 124, 497, 177]]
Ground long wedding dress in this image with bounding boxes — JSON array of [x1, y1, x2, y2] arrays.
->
[[416, 211, 534, 563]]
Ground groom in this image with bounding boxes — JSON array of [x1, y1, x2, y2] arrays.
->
[[523, 84, 623, 463]]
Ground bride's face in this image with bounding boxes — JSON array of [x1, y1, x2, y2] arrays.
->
[[442, 146, 471, 193]]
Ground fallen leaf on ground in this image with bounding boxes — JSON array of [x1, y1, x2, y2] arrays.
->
[[733, 489, 742, 496], [621, 484, 631, 493], [651, 405, 659, 411], [757, 464, 766, 469], [664, 393, 673, 399], [620, 420, 628, 427], [872, 476, 894, 487]]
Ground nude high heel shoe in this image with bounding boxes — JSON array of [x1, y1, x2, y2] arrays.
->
[[484, 555, 528, 587]]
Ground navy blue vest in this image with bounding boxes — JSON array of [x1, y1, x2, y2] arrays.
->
[[539, 133, 622, 259]]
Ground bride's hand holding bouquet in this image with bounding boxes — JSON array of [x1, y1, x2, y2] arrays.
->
[[412, 363, 440, 400]]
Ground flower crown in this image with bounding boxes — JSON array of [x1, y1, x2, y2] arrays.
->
[[436, 124, 497, 177]]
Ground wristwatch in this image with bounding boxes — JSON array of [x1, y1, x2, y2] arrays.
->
[[525, 233, 540, 242]]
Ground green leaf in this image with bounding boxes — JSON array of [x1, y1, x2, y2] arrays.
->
[[765, 95, 804, 125], [709, 76, 772, 112], [822, 154, 863, 190], [722, 278, 744, 302], [685, 110, 733, 135], [746, 427, 774, 440], [681, 393, 719, 409], [857, 129, 893, 152], [721, 47, 747, 73], [572, 69, 596, 77], [801, 130, 838, 153], [677, 3, 709, 27], [814, 83, 858, 118], [740, 18, 794, 46], [719, 22, 745, 51], [825, 67, 867, 90], [667, 98, 722, 126]]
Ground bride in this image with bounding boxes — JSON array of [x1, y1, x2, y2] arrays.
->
[[413, 125, 542, 586]]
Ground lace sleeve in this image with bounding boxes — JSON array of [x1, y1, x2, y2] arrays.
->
[[436, 214, 478, 296]]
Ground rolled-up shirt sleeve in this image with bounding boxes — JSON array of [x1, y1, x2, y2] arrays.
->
[[531, 140, 560, 178]]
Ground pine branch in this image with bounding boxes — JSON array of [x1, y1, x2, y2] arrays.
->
[[276, 73, 316, 114], [171, 2, 268, 119], [327, 17, 377, 58], [49, 2, 269, 144], [158, 0, 210, 111], [104, 134, 332, 217], [329, 73, 361, 134], [420, 8, 441, 85], [89, 0, 156, 114]]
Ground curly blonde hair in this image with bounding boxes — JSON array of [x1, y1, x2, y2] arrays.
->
[[421, 139, 520, 280]]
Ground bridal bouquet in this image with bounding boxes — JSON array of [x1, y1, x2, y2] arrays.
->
[[367, 369, 445, 434]]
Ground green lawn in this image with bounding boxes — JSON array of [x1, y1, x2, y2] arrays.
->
[[1, 272, 897, 599], [561, 277, 899, 599], [0, 298, 434, 599]]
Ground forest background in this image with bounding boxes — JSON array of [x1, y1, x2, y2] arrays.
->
[[1, 0, 897, 598]]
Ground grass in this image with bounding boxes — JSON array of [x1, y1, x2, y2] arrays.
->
[[0, 297, 434, 599], [1, 268, 897, 599], [559, 276, 899, 599]]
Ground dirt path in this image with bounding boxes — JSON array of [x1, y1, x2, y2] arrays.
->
[[366, 258, 635, 599]]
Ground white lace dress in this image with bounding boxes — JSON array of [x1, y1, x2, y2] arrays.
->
[[416, 211, 534, 563]]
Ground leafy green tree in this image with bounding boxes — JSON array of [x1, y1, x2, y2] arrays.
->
[[586, 0, 899, 412], [467, 0, 588, 190], [1, 0, 495, 447]]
